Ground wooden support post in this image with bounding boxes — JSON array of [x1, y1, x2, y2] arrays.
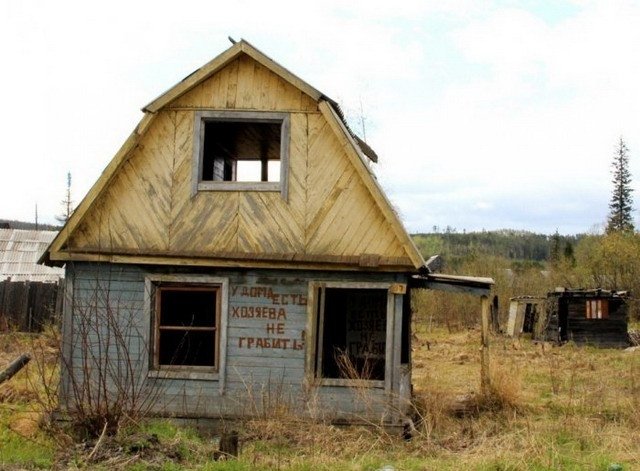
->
[[480, 295, 491, 394], [215, 431, 239, 460], [490, 295, 500, 333]]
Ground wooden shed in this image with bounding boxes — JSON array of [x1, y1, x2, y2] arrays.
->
[[505, 296, 546, 338], [41, 40, 492, 428], [541, 288, 629, 348]]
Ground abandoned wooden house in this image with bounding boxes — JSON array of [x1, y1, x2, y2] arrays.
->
[[541, 288, 629, 348], [41, 40, 493, 427]]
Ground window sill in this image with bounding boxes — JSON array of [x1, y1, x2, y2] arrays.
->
[[197, 181, 281, 192], [148, 369, 219, 381], [316, 378, 385, 388]]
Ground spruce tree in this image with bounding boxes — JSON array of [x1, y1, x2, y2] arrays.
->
[[606, 137, 634, 233]]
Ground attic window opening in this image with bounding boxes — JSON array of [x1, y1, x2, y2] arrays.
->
[[193, 111, 290, 197], [315, 287, 387, 382], [154, 285, 220, 370], [202, 121, 282, 182]]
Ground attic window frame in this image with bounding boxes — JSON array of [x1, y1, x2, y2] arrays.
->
[[191, 110, 290, 199]]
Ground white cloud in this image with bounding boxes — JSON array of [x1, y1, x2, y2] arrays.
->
[[1, 0, 639, 235], [371, 1, 640, 233]]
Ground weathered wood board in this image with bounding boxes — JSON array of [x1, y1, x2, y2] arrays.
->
[[53, 48, 418, 271], [62, 262, 410, 423]]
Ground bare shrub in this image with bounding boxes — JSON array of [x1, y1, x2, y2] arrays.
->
[[60, 264, 159, 437]]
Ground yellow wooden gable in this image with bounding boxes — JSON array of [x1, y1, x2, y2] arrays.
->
[[43, 40, 424, 271]]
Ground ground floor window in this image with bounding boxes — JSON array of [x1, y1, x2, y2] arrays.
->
[[154, 284, 220, 370], [315, 286, 389, 382]]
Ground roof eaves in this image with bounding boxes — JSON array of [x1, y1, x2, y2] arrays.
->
[[411, 273, 495, 294], [319, 101, 425, 269], [142, 42, 243, 113]]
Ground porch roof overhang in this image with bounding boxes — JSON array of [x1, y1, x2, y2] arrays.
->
[[410, 273, 494, 297]]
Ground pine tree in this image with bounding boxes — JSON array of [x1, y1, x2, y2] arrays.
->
[[606, 137, 634, 233], [56, 172, 74, 224]]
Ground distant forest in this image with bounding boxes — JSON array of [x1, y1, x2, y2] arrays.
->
[[0, 219, 61, 231], [2, 218, 582, 266], [411, 229, 583, 264]]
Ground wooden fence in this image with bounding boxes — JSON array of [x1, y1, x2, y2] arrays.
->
[[0, 279, 64, 332]]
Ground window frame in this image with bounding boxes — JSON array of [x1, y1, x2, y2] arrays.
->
[[191, 110, 291, 199], [586, 298, 609, 319], [306, 281, 401, 391], [145, 275, 229, 389], [154, 284, 221, 371]]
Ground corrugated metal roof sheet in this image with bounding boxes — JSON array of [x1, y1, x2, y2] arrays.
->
[[0, 229, 63, 282]]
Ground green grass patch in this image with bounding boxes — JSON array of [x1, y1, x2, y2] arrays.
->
[[0, 405, 55, 469]]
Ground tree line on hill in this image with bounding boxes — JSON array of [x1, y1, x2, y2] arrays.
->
[[412, 229, 640, 329], [0, 219, 61, 231], [412, 137, 640, 328], [412, 229, 583, 266]]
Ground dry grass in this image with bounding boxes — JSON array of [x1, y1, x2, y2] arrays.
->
[[2, 325, 640, 469], [410, 325, 640, 468]]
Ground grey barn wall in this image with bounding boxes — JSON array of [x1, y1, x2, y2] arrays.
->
[[62, 262, 410, 424]]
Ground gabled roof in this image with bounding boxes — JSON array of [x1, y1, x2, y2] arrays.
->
[[145, 39, 378, 163], [144, 39, 323, 113], [42, 40, 423, 270]]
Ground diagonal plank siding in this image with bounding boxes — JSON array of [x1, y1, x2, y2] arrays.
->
[[67, 53, 410, 267]]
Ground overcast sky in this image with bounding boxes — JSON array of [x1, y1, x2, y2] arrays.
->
[[2, 0, 640, 235]]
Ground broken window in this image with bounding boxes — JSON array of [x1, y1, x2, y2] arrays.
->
[[316, 287, 387, 381], [154, 285, 220, 370], [586, 299, 608, 319], [193, 111, 289, 196], [201, 121, 281, 182]]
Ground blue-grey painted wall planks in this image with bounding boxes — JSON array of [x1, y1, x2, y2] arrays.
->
[[61, 262, 411, 425]]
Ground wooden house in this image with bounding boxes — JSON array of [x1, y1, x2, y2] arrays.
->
[[541, 288, 629, 348], [41, 40, 492, 428]]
